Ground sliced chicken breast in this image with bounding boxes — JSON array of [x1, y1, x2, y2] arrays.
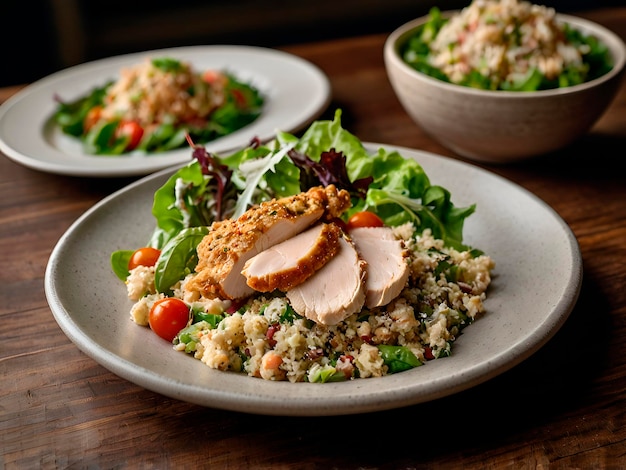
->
[[185, 185, 351, 300], [286, 236, 367, 325], [242, 222, 342, 292], [349, 226, 410, 308]]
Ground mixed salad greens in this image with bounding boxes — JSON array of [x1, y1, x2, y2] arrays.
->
[[111, 109, 477, 295], [53, 57, 264, 155], [402, 6, 614, 91]]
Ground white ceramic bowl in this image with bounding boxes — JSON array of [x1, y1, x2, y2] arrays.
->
[[384, 12, 626, 163]]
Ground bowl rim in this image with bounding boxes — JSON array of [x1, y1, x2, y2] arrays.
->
[[384, 11, 626, 98]]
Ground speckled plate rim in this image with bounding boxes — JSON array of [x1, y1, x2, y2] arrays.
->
[[44, 144, 582, 416], [0, 45, 331, 177]]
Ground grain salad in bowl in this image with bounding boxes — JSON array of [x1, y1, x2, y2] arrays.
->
[[402, 0, 614, 91], [111, 110, 495, 383], [384, 0, 626, 162], [54, 57, 264, 155]]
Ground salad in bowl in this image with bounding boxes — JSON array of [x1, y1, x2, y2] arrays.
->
[[401, 0, 615, 91], [384, 0, 626, 162]]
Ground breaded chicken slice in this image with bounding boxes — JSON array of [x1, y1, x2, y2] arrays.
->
[[286, 235, 367, 325], [242, 222, 343, 292], [185, 185, 351, 300], [349, 226, 410, 308]]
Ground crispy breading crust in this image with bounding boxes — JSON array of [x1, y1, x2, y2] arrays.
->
[[186, 185, 351, 299], [242, 222, 344, 293]]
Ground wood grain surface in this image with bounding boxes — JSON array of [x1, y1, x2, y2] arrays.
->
[[1, 7, 625, 469]]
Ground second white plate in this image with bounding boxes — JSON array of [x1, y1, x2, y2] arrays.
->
[[0, 45, 331, 177]]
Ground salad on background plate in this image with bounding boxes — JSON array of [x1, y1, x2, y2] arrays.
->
[[402, 0, 615, 91], [53, 57, 264, 156], [0, 45, 331, 177]]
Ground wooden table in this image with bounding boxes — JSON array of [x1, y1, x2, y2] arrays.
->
[[2, 7, 625, 468]]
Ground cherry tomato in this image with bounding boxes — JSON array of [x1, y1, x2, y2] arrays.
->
[[231, 89, 248, 108], [116, 120, 144, 150], [346, 211, 384, 231], [149, 298, 190, 342], [128, 247, 161, 270], [202, 70, 227, 86]]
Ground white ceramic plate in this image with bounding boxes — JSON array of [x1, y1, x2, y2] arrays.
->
[[44, 145, 582, 416], [0, 45, 331, 177]]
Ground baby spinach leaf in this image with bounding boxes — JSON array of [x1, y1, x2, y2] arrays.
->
[[110, 250, 134, 280], [192, 309, 224, 328], [378, 345, 423, 373], [154, 226, 210, 293]]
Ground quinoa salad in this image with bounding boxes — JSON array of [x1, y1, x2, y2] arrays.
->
[[54, 57, 264, 155], [127, 227, 494, 382], [112, 111, 496, 383], [401, 0, 614, 90]]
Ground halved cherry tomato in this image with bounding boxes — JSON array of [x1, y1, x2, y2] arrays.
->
[[116, 120, 144, 150], [128, 247, 161, 270], [346, 211, 384, 231], [149, 298, 190, 342]]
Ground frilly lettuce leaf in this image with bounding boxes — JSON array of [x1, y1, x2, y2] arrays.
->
[[279, 109, 475, 249]]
